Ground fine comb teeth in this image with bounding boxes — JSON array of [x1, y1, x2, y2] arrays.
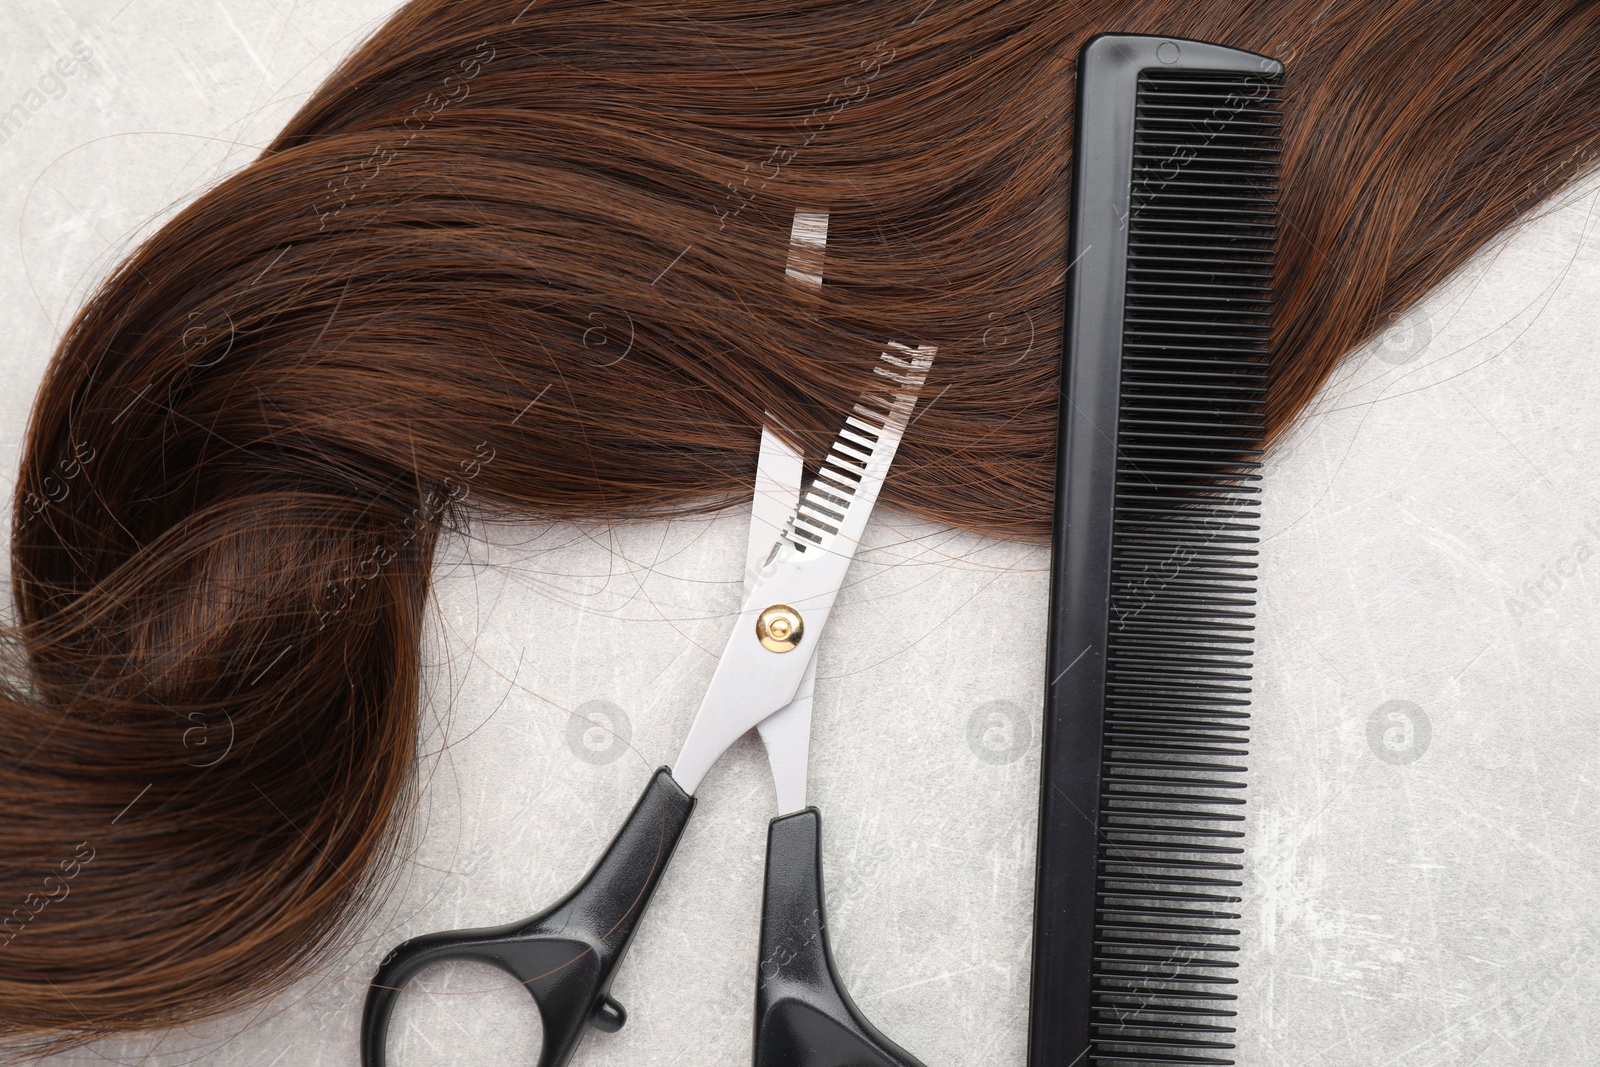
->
[[1034, 35, 1283, 1067], [787, 343, 935, 554]]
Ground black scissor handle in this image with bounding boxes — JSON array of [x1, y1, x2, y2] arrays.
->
[[755, 808, 927, 1067], [361, 768, 694, 1067]]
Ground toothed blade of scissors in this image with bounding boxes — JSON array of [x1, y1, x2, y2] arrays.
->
[[672, 345, 936, 795]]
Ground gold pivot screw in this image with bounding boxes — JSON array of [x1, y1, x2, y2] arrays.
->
[[756, 604, 804, 652]]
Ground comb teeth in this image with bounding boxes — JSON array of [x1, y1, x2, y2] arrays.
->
[[1089, 67, 1280, 1067], [788, 344, 934, 554]]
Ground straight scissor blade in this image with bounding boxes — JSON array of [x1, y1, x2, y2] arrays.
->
[[747, 426, 816, 815]]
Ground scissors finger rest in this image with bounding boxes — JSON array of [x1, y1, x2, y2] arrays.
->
[[360, 769, 692, 1067]]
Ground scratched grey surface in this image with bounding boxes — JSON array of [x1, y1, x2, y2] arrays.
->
[[1, 2, 1597, 1065]]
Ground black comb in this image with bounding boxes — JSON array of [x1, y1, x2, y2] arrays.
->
[[1030, 35, 1283, 1067]]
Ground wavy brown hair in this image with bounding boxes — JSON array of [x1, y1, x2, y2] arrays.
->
[[5, 0, 1599, 1054]]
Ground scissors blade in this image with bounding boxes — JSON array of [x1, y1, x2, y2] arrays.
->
[[745, 425, 806, 593], [746, 426, 817, 815], [672, 344, 936, 795]]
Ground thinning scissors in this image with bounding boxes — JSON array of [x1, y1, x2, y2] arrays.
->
[[362, 343, 936, 1067]]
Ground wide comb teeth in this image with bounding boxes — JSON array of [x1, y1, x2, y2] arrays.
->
[[788, 343, 935, 554]]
